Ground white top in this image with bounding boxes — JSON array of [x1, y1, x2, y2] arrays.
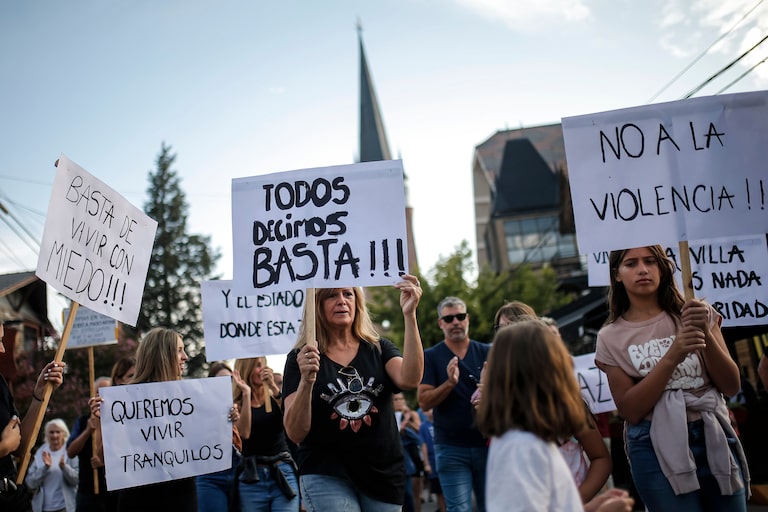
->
[[486, 430, 584, 512]]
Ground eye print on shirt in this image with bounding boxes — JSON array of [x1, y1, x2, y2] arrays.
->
[[321, 366, 383, 433]]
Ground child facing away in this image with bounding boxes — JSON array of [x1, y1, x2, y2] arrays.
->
[[595, 245, 749, 512], [476, 319, 633, 512]]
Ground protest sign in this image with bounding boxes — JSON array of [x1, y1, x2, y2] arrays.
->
[[64, 306, 118, 348], [562, 91, 768, 254], [100, 377, 232, 491], [573, 353, 616, 414], [36, 155, 157, 326], [231, 160, 408, 294], [587, 236, 768, 326], [202, 280, 303, 360]]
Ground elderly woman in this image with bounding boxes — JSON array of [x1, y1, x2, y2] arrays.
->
[[283, 274, 424, 512], [26, 418, 78, 512]]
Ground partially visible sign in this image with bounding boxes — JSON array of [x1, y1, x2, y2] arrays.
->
[[202, 280, 303, 360], [64, 306, 118, 348], [587, 236, 768, 326], [573, 353, 616, 414]]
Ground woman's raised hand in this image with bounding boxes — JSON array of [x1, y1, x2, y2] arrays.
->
[[395, 274, 422, 316]]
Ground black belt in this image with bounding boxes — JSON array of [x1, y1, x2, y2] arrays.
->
[[230, 451, 297, 511]]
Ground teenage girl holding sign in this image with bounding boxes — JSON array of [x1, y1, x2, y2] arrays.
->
[[595, 245, 749, 511]]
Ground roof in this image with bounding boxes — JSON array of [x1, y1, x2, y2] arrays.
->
[[493, 138, 560, 215], [475, 123, 566, 185], [0, 271, 51, 327], [0, 271, 38, 297]]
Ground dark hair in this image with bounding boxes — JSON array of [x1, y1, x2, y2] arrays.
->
[[476, 319, 587, 442], [207, 361, 233, 378], [111, 356, 136, 385], [606, 245, 684, 323]]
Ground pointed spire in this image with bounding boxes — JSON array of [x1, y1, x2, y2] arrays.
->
[[357, 25, 418, 274], [358, 25, 392, 162]]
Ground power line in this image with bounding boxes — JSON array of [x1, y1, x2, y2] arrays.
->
[[683, 33, 768, 98], [647, 0, 765, 103], [715, 54, 768, 94]]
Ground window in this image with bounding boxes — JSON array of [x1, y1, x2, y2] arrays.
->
[[503, 214, 578, 264]]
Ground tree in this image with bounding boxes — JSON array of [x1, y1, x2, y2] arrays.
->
[[138, 143, 220, 376]]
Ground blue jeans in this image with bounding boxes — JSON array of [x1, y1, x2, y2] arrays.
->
[[238, 462, 299, 512], [197, 448, 240, 512], [626, 419, 747, 512], [299, 474, 401, 512], [434, 444, 487, 512]]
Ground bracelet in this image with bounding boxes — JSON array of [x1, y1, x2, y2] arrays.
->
[[274, 392, 282, 400], [32, 392, 43, 402]]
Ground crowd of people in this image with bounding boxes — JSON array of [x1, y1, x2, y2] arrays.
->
[[0, 244, 759, 512]]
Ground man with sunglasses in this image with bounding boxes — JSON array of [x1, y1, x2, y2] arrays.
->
[[418, 297, 489, 512]]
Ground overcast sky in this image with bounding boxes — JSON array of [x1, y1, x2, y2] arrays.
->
[[2, 0, 767, 337]]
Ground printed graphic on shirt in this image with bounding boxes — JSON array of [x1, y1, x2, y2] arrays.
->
[[321, 366, 384, 432], [628, 335, 704, 390]]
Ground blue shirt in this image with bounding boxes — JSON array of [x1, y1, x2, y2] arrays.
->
[[422, 340, 489, 447]]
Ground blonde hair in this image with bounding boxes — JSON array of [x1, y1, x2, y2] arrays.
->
[[294, 287, 380, 353], [132, 327, 183, 384], [476, 319, 587, 442], [233, 357, 268, 405]]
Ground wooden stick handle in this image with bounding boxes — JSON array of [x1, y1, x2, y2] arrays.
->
[[88, 347, 100, 494], [16, 302, 78, 484], [678, 241, 694, 301]]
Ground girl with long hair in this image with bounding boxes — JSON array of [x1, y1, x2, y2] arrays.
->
[[476, 320, 633, 512], [596, 246, 749, 511]]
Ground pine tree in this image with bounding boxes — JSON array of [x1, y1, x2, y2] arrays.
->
[[138, 143, 220, 376]]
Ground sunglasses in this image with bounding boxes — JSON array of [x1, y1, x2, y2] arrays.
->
[[338, 366, 364, 393], [440, 313, 467, 323]]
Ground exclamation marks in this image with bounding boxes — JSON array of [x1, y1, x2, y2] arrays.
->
[[104, 275, 113, 304], [396, 239, 405, 277], [369, 239, 407, 277], [746, 178, 766, 210], [104, 276, 125, 309], [382, 240, 390, 276], [120, 282, 126, 311]]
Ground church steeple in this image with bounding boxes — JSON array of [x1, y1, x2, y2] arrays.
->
[[357, 23, 419, 274], [358, 23, 392, 163]]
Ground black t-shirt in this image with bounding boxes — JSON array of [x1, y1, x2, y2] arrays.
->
[[0, 373, 19, 479], [282, 338, 405, 505], [241, 396, 290, 457]]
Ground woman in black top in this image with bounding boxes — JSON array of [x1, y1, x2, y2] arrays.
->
[[233, 356, 297, 512], [282, 275, 424, 511]]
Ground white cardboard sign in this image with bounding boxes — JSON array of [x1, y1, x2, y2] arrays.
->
[[562, 91, 768, 254], [202, 280, 303, 361], [587, 236, 768, 326], [36, 155, 157, 326], [100, 377, 232, 491], [231, 160, 408, 294]]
